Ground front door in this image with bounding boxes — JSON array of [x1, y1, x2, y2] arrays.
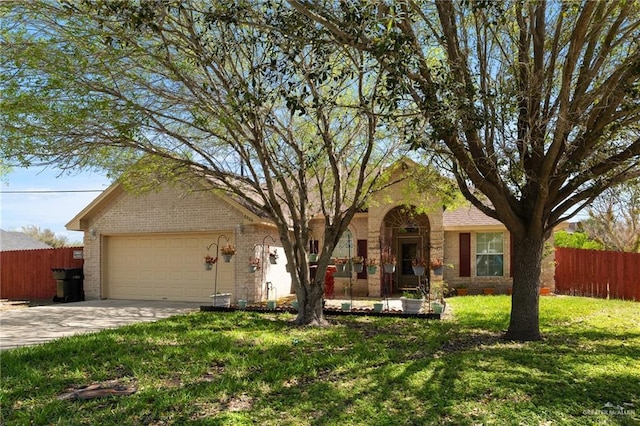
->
[[397, 237, 420, 291]]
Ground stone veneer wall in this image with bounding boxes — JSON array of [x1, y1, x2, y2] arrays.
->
[[365, 176, 445, 297], [306, 175, 446, 298]]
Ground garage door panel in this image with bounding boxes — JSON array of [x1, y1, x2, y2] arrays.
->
[[171, 270, 199, 281], [184, 238, 201, 249], [151, 238, 167, 248], [123, 238, 141, 248], [105, 234, 233, 302]]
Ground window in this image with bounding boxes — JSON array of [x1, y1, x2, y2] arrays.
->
[[332, 230, 353, 278], [476, 232, 504, 276]]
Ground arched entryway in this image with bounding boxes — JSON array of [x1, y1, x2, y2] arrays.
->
[[380, 205, 431, 295]]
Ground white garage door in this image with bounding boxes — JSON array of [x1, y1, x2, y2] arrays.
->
[[104, 234, 235, 303]]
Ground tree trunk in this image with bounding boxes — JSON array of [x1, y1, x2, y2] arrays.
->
[[295, 281, 328, 326], [506, 233, 544, 341], [282, 224, 347, 327], [293, 256, 330, 327], [291, 228, 345, 326]]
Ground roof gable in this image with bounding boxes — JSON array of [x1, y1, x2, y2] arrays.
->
[[66, 181, 271, 231]]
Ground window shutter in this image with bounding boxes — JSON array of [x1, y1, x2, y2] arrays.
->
[[459, 233, 471, 277]]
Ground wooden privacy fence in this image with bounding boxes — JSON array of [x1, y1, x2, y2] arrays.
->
[[0, 247, 84, 300], [555, 247, 640, 301]]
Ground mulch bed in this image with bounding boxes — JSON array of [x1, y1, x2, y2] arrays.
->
[[200, 305, 442, 319]]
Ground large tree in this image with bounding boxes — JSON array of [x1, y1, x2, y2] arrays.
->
[[290, 0, 640, 339], [580, 178, 640, 253], [1, 1, 413, 325]]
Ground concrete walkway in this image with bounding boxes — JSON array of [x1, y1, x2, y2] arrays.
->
[[0, 299, 200, 351]]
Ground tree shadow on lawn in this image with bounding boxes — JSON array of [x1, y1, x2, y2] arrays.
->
[[324, 309, 640, 425], [264, 321, 639, 425], [2, 311, 639, 425], [1, 313, 448, 424], [398, 326, 640, 425]]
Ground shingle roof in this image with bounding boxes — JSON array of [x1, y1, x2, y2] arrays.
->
[[0, 229, 52, 251], [443, 205, 503, 229]]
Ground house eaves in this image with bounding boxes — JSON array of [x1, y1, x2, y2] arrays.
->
[[218, 192, 278, 230], [66, 181, 272, 232], [65, 183, 124, 231]]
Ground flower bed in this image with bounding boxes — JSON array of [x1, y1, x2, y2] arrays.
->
[[200, 304, 442, 319]]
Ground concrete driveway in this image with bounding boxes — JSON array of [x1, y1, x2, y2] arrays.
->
[[0, 299, 201, 351]]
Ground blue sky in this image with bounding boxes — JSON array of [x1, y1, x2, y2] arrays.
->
[[1, 166, 112, 243]]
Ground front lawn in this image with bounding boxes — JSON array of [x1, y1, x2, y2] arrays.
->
[[1, 296, 638, 425]]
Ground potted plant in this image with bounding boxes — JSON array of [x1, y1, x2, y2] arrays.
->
[[373, 302, 384, 312], [210, 292, 231, 307], [269, 248, 279, 264], [204, 255, 217, 271], [483, 286, 495, 295], [430, 281, 447, 314], [455, 284, 468, 296], [412, 258, 427, 276], [248, 257, 260, 273], [220, 244, 236, 262], [266, 300, 277, 310], [400, 290, 423, 314], [431, 301, 444, 314], [382, 253, 397, 273], [341, 302, 352, 311], [351, 256, 364, 273], [335, 257, 347, 272], [430, 258, 444, 275], [366, 258, 378, 274]]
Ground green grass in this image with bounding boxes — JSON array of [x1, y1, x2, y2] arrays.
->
[[1, 296, 639, 425]]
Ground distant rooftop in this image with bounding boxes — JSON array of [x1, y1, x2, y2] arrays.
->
[[0, 229, 52, 251]]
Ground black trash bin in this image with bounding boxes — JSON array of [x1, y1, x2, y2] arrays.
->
[[52, 268, 84, 302]]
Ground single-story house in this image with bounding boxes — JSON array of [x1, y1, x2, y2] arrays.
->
[[0, 229, 52, 251], [66, 166, 556, 304]]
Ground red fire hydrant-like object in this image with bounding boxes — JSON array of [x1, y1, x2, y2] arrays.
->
[[324, 265, 337, 299]]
